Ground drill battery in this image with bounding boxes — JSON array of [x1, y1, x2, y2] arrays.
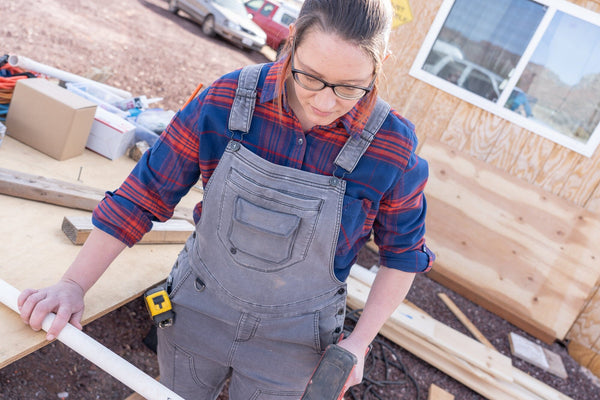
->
[[144, 284, 175, 328], [301, 344, 358, 400]]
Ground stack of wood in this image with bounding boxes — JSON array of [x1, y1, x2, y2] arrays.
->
[[347, 265, 573, 400]]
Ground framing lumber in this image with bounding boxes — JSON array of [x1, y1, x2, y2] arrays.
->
[[0, 167, 195, 222], [62, 216, 194, 245], [438, 292, 496, 350], [0, 167, 105, 210], [347, 265, 573, 400]]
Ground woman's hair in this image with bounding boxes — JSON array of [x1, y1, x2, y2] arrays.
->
[[275, 0, 393, 110]]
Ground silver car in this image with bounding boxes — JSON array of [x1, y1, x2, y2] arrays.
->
[[168, 0, 267, 52]]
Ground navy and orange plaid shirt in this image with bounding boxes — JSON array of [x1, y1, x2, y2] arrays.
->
[[93, 60, 434, 281]]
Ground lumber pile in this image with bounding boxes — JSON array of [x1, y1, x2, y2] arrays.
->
[[347, 265, 573, 400]]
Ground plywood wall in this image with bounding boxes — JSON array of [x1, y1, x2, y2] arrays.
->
[[382, 0, 600, 214], [383, 0, 600, 376]]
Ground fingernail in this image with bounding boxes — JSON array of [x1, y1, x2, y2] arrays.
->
[[47, 334, 55, 341]]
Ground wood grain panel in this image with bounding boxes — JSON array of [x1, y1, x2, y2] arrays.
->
[[440, 102, 482, 150], [484, 124, 529, 171], [463, 111, 505, 161], [534, 147, 581, 196], [572, 0, 600, 12], [509, 135, 555, 183], [561, 155, 600, 208], [417, 90, 461, 143], [422, 140, 600, 341], [568, 284, 600, 351]]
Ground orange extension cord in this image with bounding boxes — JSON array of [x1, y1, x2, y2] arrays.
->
[[0, 63, 35, 104]]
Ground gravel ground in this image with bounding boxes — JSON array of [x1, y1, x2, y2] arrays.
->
[[1, 0, 600, 399]]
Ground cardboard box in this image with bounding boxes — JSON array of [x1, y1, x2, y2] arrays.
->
[[86, 107, 135, 160], [6, 78, 96, 161]]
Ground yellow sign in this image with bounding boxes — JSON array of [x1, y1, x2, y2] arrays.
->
[[391, 0, 413, 28]]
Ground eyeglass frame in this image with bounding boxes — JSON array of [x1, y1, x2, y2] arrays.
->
[[290, 46, 376, 100]]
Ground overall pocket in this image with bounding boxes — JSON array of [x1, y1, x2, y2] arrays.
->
[[218, 167, 323, 272]]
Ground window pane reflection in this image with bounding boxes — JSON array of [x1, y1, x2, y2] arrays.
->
[[508, 11, 600, 143], [423, 0, 546, 101]]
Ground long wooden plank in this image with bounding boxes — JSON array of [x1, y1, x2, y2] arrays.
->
[[61, 215, 194, 245], [0, 167, 105, 210], [347, 267, 573, 400], [437, 292, 496, 350], [0, 167, 195, 222], [421, 139, 600, 342]]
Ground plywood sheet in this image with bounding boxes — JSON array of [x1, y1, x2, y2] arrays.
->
[[0, 137, 202, 368], [421, 139, 600, 341]]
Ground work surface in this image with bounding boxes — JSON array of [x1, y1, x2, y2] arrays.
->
[[0, 136, 202, 368]]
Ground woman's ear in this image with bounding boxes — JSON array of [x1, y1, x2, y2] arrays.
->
[[288, 23, 295, 39]]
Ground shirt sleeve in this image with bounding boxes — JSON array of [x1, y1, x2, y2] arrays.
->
[[92, 100, 203, 246], [374, 141, 435, 273]]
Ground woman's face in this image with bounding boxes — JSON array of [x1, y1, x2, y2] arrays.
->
[[286, 29, 375, 131]]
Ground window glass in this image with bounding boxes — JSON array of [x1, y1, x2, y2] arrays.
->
[[411, 0, 600, 156], [245, 0, 263, 11], [261, 4, 275, 16], [423, 0, 546, 97], [509, 11, 600, 143], [280, 13, 296, 27]]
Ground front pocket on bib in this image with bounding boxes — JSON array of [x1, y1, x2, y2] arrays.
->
[[218, 167, 323, 272]]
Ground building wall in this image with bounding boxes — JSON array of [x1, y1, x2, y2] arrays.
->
[[382, 0, 600, 213]]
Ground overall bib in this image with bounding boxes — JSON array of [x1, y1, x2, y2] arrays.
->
[[157, 65, 391, 400]]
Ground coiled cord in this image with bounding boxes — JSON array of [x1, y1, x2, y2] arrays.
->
[[345, 308, 420, 400]]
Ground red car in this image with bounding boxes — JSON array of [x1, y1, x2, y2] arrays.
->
[[245, 0, 300, 55]]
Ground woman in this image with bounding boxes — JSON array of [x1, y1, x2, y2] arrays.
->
[[18, 0, 434, 398]]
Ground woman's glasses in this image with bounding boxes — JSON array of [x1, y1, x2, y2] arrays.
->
[[290, 47, 375, 100]]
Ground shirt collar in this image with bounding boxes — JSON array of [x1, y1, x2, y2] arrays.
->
[[260, 59, 373, 139]]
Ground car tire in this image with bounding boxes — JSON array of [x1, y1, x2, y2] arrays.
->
[[168, 0, 179, 14], [202, 15, 216, 37]]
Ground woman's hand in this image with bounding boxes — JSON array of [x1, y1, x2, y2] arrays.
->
[[336, 335, 369, 388], [17, 279, 85, 341]]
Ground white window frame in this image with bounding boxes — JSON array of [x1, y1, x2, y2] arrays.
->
[[410, 0, 600, 157]]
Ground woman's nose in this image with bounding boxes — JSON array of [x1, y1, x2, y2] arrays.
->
[[312, 87, 337, 111]]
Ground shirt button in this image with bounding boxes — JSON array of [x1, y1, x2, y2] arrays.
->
[[297, 138, 304, 145]]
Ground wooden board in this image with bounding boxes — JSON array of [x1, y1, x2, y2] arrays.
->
[[428, 384, 455, 400], [61, 215, 194, 245], [0, 136, 202, 368], [420, 139, 600, 342], [347, 268, 574, 400]]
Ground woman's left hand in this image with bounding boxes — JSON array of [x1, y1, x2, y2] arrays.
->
[[336, 336, 369, 388]]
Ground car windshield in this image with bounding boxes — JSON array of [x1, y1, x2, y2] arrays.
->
[[214, 0, 247, 15]]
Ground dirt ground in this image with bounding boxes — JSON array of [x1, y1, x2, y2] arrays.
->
[[2, 0, 600, 399]]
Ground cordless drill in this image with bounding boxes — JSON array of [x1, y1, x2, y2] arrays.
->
[[301, 344, 358, 400]]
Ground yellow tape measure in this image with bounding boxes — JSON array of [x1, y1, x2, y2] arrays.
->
[[144, 287, 175, 327]]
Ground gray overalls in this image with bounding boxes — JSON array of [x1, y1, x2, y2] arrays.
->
[[157, 64, 391, 400]]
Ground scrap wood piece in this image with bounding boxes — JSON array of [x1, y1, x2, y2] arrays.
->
[[509, 332, 568, 379], [347, 264, 573, 400], [350, 265, 514, 383], [0, 167, 105, 210], [428, 384, 454, 400], [438, 292, 496, 350], [0, 167, 195, 222], [62, 216, 194, 245]]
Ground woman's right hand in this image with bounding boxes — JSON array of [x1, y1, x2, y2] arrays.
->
[[17, 279, 85, 341]]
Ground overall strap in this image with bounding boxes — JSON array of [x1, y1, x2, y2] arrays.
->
[[228, 64, 265, 134], [334, 98, 391, 174]]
